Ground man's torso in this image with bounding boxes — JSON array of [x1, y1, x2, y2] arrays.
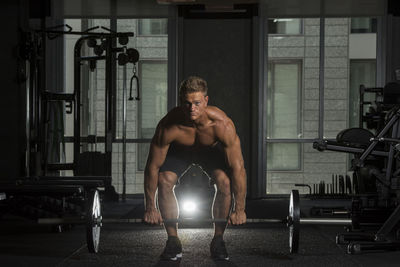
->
[[158, 106, 230, 176]]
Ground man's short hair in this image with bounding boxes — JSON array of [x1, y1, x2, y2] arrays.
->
[[179, 76, 208, 101]]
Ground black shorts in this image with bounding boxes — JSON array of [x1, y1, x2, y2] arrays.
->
[[159, 142, 229, 179]]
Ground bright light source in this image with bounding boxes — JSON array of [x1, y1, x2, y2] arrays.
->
[[182, 200, 197, 213]]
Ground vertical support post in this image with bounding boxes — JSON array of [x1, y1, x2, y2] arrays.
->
[[168, 6, 178, 110], [105, 36, 114, 176], [122, 64, 127, 202], [318, 17, 325, 140], [251, 7, 266, 198], [73, 39, 83, 175]]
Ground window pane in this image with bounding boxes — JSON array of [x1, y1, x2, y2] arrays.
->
[[267, 62, 301, 139], [267, 143, 301, 171], [351, 18, 377, 33], [137, 61, 168, 171], [268, 19, 302, 34], [349, 60, 376, 128], [138, 19, 168, 35]]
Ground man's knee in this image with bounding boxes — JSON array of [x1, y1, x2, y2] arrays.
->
[[158, 171, 178, 191], [213, 169, 231, 195]]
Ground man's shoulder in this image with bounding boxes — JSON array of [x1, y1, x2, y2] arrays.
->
[[207, 106, 233, 126], [206, 106, 229, 121]]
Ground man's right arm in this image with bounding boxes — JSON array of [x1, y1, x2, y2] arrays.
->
[[143, 124, 171, 224]]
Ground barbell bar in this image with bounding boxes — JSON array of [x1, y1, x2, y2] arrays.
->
[[98, 217, 350, 225]]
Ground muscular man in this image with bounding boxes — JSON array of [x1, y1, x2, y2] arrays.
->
[[143, 76, 247, 261]]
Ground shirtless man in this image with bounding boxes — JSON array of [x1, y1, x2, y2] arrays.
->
[[143, 76, 247, 261]]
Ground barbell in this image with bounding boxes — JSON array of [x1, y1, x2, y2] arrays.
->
[[36, 190, 353, 254]]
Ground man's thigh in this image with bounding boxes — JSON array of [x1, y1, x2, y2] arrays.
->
[[209, 168, 231, 187]]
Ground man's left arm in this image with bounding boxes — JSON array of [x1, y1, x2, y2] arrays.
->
[[221, 121, 247, 225]]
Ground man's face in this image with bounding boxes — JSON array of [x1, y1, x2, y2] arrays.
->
[[181, 92, 209, 121]]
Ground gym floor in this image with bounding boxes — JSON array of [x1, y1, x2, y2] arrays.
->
[[1, 198, 400, 267]]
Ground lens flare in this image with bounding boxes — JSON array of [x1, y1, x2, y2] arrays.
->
[[182, 200, 197, 213]]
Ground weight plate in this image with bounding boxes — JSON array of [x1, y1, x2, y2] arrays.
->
[[126, 48, 140, 63], [118, 35, 129, 46], [86, 189, 101, 253], [289, 190, 300, 253], [93, 45, 104, 56], [87, 38, 97, 48], [117, 53, 128, 66]]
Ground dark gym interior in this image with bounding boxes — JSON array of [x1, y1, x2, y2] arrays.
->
[[2, 0, 400, 266]]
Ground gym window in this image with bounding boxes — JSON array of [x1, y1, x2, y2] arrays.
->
[[266, 60, 302, 171], [138, 19, 168, 36], [267, 19, 303, 35]]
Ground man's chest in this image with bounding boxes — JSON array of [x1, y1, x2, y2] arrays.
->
[[173, 126, 218, 147]]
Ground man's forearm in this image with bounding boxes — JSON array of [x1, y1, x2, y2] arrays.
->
[[144, 167, 159, 211], [231, 167, 247, 211]]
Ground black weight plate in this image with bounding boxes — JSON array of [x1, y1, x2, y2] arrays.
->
[[86, 189, 101, 253], [87, 38, 97, 48], [117, 53, 128, 66], [93, 45, 104, 56], [289, 190, 300, 253], [118, 35, 129, 45], [126, 48, 140, 63]]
